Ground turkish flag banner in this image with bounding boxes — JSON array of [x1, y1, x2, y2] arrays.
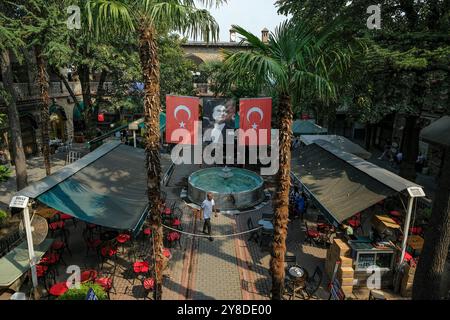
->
[[239, 98, 272, 146], [166, 95, 199, 144]]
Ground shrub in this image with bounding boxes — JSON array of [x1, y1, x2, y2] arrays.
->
[[0, 209, 8, 225], [58, 282, 108, 300], [0, 165, 11, 182]]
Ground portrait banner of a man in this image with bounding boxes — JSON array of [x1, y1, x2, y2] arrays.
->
[[202, 98, 236, 144]]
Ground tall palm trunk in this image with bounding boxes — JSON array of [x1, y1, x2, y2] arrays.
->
[[413, 146, 450, 299], [35, 45, 51, 176], [271, 93, 293, 300], [138, 23, 165, 300], [1, 50, 28, 190]]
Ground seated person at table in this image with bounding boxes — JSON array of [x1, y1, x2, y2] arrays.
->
[[341, 224, 356, 239]]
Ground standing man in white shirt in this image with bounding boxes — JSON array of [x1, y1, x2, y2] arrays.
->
[[201, 192, 218, 241]]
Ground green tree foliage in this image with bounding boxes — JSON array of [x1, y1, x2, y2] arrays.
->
[[159, 34, 196, 107], [198, 60, 261, 99]]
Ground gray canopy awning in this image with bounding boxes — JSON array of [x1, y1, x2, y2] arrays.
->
[[14, 141, 149, 232], [291, 143, 421, 224], [300, 135, 372, 159]]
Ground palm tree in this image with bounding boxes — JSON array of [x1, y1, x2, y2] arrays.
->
[[86, 0, 223, 299], [223, 21, 352, 299]]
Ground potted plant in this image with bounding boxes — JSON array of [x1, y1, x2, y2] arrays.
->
[[58, 282, 108, 300]]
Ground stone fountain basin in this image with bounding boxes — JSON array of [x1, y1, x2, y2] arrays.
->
[[187, 167, 265, 211]]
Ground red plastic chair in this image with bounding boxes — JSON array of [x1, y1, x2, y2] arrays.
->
[[48, 282, 68, 298], [166, 231, 181, 249], [80, 270, 98, 283], [410, 226, 423, 236], [172, 218, 182, 230], [304, 222, 320, 246], [132, 261, 150, 285], [116, 233, 131, 254], [142, 277, 155, 300], [57, 212, 77, 228]]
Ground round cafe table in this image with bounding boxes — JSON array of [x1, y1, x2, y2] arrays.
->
[[285, 265, 308, 300]]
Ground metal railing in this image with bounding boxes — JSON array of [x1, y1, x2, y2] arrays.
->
[[7, 81, 114, 102]]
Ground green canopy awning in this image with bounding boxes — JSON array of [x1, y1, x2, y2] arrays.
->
[[15, 142, 149, 233], [73, 101, 85, 121], [292, 120, 327, 136]]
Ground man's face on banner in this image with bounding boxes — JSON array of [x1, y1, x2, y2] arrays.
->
[[212, 105, 227, 124]]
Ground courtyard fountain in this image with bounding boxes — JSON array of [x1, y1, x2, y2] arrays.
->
[[188, 166, 265, 211]]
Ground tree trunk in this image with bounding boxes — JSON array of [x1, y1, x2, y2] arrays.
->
[[0, 50, 28, 190], [138, 23, 164, 300], [399, 115, 420, 181], [413, 147, 450, 299], [79, 63, 93, 134], [270, 93, 293, 300], [35, 46, 51, 176]]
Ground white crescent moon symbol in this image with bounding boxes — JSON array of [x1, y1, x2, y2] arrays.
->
[[174, 105, 191, 120], [246, 106, 264, 123]]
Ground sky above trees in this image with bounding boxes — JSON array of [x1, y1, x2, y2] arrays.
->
[[197, 0, 289, 41]]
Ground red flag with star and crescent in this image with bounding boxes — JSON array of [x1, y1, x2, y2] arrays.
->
[[166, 95, 199, 144], [239, 98, 272, 146]]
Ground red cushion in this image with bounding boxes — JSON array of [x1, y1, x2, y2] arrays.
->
[[172, 219, 181, 227], [133, 261, 150, 273], [410, 227, 423, 235], [404, 252, 413, 262], [390, 210, 402, 217], [144, 228, 152, 236], [49, 221, 65, 230], [167, 232, 180, 241], [49, 282, 68, 296], [163, 248, 171, 258], [40, 252, 60, 265], [143, 278, 155, 290], [51, 240, 65, 250], [101, 247, 117, 257], [307, 230, 320, 238], [95, 277, 112, 290], [347, 220, 360, 228], [116, 234, 131, 243], [59, 213, 73, 220], [36, 265, 48, 277], [81, 270, 98, 282], [164, 208, 172, 215]]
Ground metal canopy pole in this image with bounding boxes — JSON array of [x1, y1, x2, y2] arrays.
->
[[23, 205, 38, 288], [399, 186, 426, 266], [133, 131, 137, 148], [400, 196, 414, 264]]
